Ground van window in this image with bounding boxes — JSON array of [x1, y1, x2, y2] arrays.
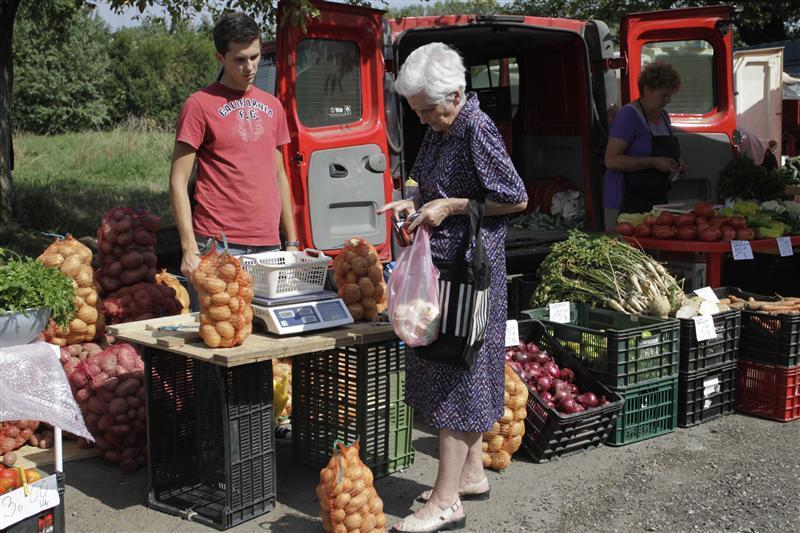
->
[[295, 39, 362, 127], [470, 58, 519, 117], [254, 55, 276, 95], [641, 40, 715, 115]]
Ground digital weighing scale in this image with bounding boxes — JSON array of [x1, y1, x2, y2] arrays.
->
[[251, 290, 353, 335]]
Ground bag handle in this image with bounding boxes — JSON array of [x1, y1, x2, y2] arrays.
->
[[463, 199, 487, 283]]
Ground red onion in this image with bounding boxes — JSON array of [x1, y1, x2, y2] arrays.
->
[[526, 342, 540, 354], [576, 392, 599, 408], [568, 383, 579, 395], [544, 361, 560, 379], [527, 362, 543, 378], [558, 398, 579, 414], [540, 391, 553, 403], [513, 351, 529, 362], [559, 368, 576, 383], [531, 351, 550, 366], [544, 400, 556, 410], [537, 376, 552, 393], [504, 349, 514, 362], [552, 389, 571, 404], [552, 379, 570, 392], [574, 404, 586, 412]]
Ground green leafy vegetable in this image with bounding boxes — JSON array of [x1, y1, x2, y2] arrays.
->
[[0, 248, 76, 329], [717, 156, 789, 201]]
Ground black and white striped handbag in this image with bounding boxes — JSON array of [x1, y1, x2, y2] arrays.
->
[[415, 200, 490, 371]]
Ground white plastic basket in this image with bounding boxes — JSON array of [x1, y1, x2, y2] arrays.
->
[[240, 249, 331, 299]]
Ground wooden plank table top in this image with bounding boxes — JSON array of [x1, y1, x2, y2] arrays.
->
[[108, 313, 397, 367]]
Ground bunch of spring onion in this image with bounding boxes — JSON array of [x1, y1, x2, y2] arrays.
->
[[530, 231, 684, 318]]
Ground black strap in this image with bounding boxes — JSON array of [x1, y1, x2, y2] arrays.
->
[[455, 200, 486, 284], [637, 100, 675, 138]]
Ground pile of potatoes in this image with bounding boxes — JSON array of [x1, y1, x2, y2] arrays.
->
[[102, 282, 183, 324], [95, 208, 160, 295], [332, 238, 387, 322], [0, 421, 40, 455], [38, 235, 105, 345], [192, 251, 254, 348], [316, 441, 387, 533], [482, 364, 527, 471]]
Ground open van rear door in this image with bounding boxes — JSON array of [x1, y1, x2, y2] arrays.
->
[[620, 5, 736, 202], [733, 47, 784, 162], [276, 0, 391, 259]]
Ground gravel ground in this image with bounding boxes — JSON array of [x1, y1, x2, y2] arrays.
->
[[60, 413, 798, 532]]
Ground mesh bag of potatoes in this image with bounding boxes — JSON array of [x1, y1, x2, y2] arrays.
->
[[332, 238, 387, 321], [272, 359, 292, 420], [37, 235, 105, 345], [191, 245, 254, 348], [482, 364, 528, 470], [316, 441, 387, 533]]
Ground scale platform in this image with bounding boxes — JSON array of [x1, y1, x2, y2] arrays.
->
[[252, 291, 353, 335]]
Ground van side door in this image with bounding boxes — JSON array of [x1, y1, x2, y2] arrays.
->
[[621, 5, 735, 202], [275, 0, 392, 259]]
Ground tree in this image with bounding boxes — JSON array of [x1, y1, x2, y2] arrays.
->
[[386, 0, 507, 19], [0, 0, 363, 226]]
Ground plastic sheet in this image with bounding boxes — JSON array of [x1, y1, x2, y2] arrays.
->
[[0, 341, 93, 441]]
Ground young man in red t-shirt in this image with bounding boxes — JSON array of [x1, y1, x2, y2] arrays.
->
[[169, 12, 299, 279]]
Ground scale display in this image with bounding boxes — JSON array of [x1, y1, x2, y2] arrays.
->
[[252, 297, 353, 335]]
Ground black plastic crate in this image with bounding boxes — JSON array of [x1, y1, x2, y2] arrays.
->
[[507, 274, 538, 320], [677, 363, 737, 428], [678, 308, 741, 373], [143, 348, 276, 531], [292, 339, 414, 478], [715, 287, 800, 367], [523, 304, 680, 388], [516, 320, 624, 462], [2, 472, 65, 533]]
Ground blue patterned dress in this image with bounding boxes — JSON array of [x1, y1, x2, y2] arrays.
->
[[406, 92, 527, 432]]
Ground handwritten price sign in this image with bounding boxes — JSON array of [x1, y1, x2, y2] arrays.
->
[[0, 475, 60, 530]]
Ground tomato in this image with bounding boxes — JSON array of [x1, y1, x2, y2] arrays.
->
[[655, 212, 675, 226], [0, 468, 20, 488], [0, 477, 16, 494], [728, 215, 747, 229], [652, 224, 674, 239], [634, 224, 652, 237], [709, 216, 728, 228], [615, 222, 635, 236], [719, 226, 737, 242], [695, 217, 709, 229], [736, 228, 755, 240], [675, 213, 695, 226], [694, 202, 715, 219], [698, 226, 721, 242], [676, 226, 697, 241], [643, 215, 656, 226]]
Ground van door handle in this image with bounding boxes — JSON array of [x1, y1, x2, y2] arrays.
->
[[329, 163, 348, 178]]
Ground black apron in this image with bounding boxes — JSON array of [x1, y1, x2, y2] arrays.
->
[[619, 102, 681, 214]]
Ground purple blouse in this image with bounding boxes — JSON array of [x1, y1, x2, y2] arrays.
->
[[603, 102, 671, 209]]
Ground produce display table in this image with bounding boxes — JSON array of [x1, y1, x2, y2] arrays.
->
[[109, 314, 399, 530], [623, 236, 800, 288]]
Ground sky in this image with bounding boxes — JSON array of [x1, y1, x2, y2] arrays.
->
[[95, 1, 450, 30]]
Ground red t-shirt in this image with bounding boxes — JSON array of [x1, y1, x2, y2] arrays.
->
[[176, 82, 291, 246]]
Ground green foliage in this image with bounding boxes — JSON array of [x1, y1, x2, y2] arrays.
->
[[0, 249, 76, 329], [10, 128, 174, 240], [386, 0, 507, 18], [105, 20, 218, 127], [12, 7, 113, 133], [717, 156, 788, 202]]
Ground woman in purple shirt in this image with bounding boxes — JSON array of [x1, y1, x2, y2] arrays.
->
[[603, 62, 684, 229]]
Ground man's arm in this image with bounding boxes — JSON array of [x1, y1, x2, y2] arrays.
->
[[169, 141, 200, 278], [275, 149, 299, 250]]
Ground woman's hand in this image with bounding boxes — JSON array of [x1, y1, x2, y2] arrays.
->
[[651, 157, 680, 173], [378, 199, 417, 221], [406, 198, 464, 231]]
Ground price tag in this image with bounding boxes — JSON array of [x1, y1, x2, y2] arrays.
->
[[703, 377, 721, 408], [777, 236, 794, 257], [505, 320, 519, 348], [731, 240, 754, 261], [0, 475, 60, 530], [548, 302, 571, 324], [693, 315, 717, 342], [693, 286, 719, 303]]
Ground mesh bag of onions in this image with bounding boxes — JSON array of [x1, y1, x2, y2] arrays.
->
[[316, 441, 387, 533], [191, 245, 254, 348], [332, 238, 387, 322], [95, 207, 160, 295], [482, 364, 528, 470], [61, 342, 147, 472], [102, 282, 183, 324], [155, 269, 190, 313], [0, 421, 40, 455], [37, 235, 105, 345], [273, 359, 292, 419]]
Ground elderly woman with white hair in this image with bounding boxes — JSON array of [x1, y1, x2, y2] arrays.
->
[[379, 43, 527, 532]]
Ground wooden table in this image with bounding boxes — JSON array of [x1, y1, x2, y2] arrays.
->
[[108, 313, 396, 367], [623, 236, 800, 287]]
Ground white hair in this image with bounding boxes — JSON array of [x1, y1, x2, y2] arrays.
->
[[395, 43, 466, 104]]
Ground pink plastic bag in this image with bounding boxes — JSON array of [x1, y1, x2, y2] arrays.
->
[[387, 226, 441, 347]]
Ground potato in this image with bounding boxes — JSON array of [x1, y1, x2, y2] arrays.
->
[[215, 321, 235, 339], [225, 281, 240, 297], [120, 251, 144, 270], [358, 277, 375, 297], [220, 263, 237, 282], [351, 256, 369, 275], [116, 231, 134, 247], [40, 252, 64, 268], [347, 303, 364, 321], [367, 265, 383, 284], [200, 324, 222, 348], [209, 305, 232, 321], [341, 284, 362, 305], [204, 277, 227, 295]]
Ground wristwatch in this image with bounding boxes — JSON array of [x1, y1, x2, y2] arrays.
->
[[285, 241, 301, 248]]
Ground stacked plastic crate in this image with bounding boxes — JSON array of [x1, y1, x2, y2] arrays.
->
[[523, 305, 680, 446], [731, 290, 800, 422], [675, 304, 741, 427]]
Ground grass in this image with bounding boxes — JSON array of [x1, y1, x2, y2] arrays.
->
[[2, 127, 175, 257]]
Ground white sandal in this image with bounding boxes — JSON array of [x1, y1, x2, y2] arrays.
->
[[392, 500, 466, 532], [417, 478, 490, 503]]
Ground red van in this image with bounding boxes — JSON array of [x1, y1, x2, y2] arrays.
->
[[258, 1, 737, 259]]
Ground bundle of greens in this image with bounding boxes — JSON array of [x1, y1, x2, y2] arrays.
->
[[717, 156, 788, 201], [531, 231, 684, 318], [0, 248, 75, 329]]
